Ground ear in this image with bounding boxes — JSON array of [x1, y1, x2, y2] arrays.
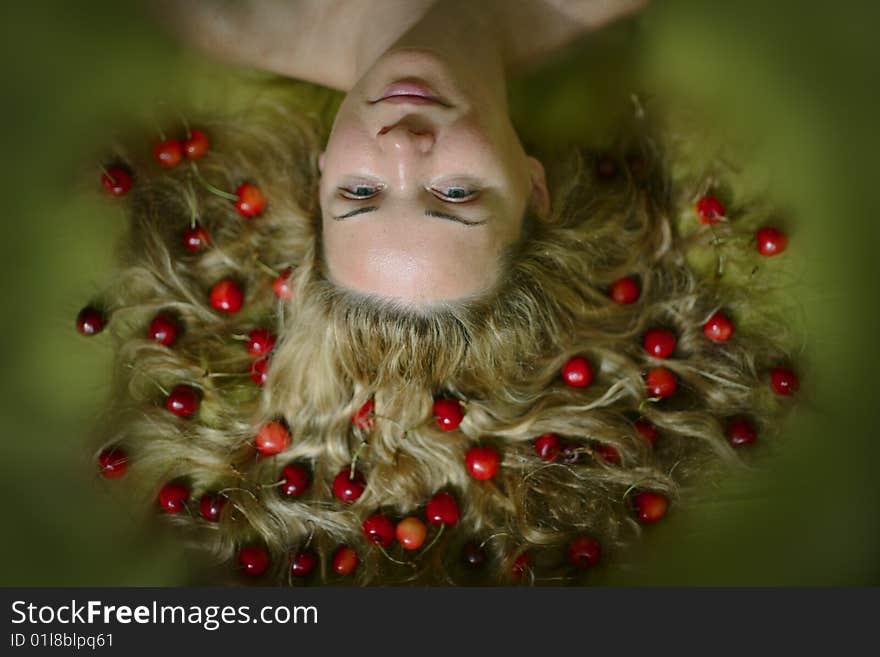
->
[[318, 151, 326, 174], [526, 156, 550, 220]]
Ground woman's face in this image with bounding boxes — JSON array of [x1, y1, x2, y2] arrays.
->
[[319, 49, 548, 306]]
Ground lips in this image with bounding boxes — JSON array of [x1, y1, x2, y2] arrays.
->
[[371, 82, 449, 107]]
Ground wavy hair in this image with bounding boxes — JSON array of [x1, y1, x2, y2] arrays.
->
[[88, 90, 800, 585]]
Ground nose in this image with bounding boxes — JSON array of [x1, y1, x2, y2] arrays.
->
[[377, 121, 435, 154]]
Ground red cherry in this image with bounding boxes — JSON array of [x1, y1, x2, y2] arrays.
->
[[560, 442, 583, 464], [255, 421, 291, 455], [703, 312, 734, 343], [332, 545, 359, 575], [567, 535, 602, 569], [280, 463, 310, 497], [166, 384, 200, 417], [209, 279, 244, 313], [511, 551, 533, 581], [290, 550, 317, 577], [643, 328, 676, 358], [561, 356, 594, 387], [76, 306, 106, 336], [756, 227, 788, 257], [627, 154, 650, 182], [645, 367, 677, 398], [395, 517, 428, 550], [183, 129, 210, 160], [247, 328, 276, 356], [101, 167, 132, 196], [634, 491, 668, 523], [726, 417, 757, 446], [199, 493, 227, 521], [596, 156, 618, 179], [183, 223, 211, 252], [426, 491, 460, 526], [433, 397, 465, 431], [153, 139, 183, 167], [158, 481, 189, 513], [634, 419, 659, 446], [332, 469, 366, 503], [771, 367, 799, 396], [250, 356, 269, 386], [238, 545, 269, 576], [609, 276, 640, 304], [148, 313, 179, 346], [351, 398, 375, 431], [534, 433, 562, 461], [594, 444, 620, 464], [98, 447, 128, 479], [272, 268, 295, 300], [465, 446, 500, 480], [234, 182, 266, 217], [362, 513, 395, 547], [462, 541, 486, 568], [695, 195, 725, 224]]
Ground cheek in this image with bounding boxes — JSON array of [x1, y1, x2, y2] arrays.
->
[[320, 116, 374, 191]]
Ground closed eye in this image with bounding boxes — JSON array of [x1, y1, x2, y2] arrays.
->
[[429, 186, 479, 203], [338, 183, 383, 200]]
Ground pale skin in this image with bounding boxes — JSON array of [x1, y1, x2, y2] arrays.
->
[[157, 0, 649, 304]]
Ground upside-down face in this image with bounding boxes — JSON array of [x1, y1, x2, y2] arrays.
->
[[319, 48, 549, 306]]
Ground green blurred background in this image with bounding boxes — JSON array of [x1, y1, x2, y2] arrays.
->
[[1, 0, 877, 586]]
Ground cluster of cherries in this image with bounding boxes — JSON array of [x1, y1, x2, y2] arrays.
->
[[85, 127, 288, 340], [694, 195, 789, 256], [603, 193, 799, 422], [234, 490, 465, 579], [83, 128, 301, 395]]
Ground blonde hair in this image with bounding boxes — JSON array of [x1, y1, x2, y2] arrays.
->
[[90, 93, 799, 585]]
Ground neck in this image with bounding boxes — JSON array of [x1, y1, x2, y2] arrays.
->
[[353, 0, 509, 101]]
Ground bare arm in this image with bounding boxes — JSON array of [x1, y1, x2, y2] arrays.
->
[[153, 0, 435, 90], [153, 0, 650, 89], [498, 0, 651, 72]]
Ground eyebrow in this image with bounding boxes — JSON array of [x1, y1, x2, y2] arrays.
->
[[332, 206, 486, 226]]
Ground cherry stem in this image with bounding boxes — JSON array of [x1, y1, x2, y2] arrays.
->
[[177, 111, 192, 139], [98, 164, 116, 183], [186, 184, 200, 229], [479, 532, 509, 549], [708, 224, 727, 279], [419, 523, 445, 556], [153, 116, 167, 142], [373, 413, 406, 432], [638, 397, 661, 411], [254, 257, 280, 278], [303, 526, 315, 550], [203, 372, 250, 379], [190, 162, 238, 201], [125, 363, 170, 396], [375, 543, 416, 568], [350, 442, 368, 478], [257, 479, 287, 490], [218, 486, 259, 503]]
